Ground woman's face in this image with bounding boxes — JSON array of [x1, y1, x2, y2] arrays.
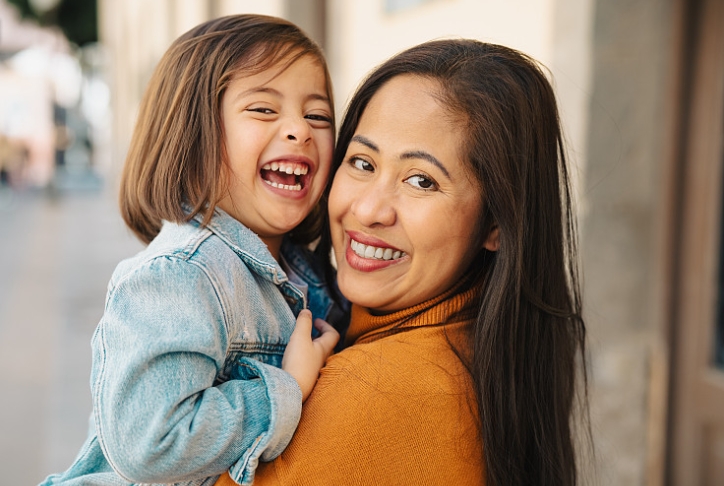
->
[[329, 75, 486, 313]]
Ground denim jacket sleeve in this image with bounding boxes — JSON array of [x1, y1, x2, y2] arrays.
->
[[91, 254, 302, 484]]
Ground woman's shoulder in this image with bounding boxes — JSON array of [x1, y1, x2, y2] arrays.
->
[[258, 321, 483, 485], [324, 322, 472, 396]]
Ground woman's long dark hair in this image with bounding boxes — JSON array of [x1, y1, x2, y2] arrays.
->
[[320, 40, 588, 486]]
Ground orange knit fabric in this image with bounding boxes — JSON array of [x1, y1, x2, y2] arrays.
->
[[216, 287, 485, 485]]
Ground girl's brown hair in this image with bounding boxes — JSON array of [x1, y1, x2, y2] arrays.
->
[[321, 39, 589, 485], [120, 14, 334, 244]]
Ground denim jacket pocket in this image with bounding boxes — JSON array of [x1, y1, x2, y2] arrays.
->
[[216, 343, 286, 384]]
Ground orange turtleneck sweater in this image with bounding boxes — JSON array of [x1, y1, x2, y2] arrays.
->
[[216, 287, 485, 485]]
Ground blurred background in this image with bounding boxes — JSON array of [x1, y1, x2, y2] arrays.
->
[[0, 0, 722, 484]]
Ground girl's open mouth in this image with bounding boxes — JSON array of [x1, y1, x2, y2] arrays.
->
[[261, 161, 310, 191]]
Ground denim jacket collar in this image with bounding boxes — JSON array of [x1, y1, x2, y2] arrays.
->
[[188, 207, 325, 311], [189, 207, 289, 283]]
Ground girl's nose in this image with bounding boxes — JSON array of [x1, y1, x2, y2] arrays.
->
[[283, 116, 312, 144], [350, 183, 396, 228]]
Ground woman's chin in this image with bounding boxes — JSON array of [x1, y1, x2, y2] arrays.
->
[[338, 280, 386, 311]]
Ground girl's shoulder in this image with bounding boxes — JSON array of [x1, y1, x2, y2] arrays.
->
[[109, 220, 242, 287], [118, 220, 215, 268]]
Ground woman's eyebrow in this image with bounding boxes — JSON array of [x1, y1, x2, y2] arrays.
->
[[350, 135, 379, 152], [350, 135, 450, 178], [400, 150, 450, 178]]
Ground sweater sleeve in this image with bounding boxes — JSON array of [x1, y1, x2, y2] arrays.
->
[[221, 333, 484, 486], [92, 256, 301, 484]]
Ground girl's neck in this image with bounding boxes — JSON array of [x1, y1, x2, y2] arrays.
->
[[259, 236, 283, 262], [214, 198, 283, 261]]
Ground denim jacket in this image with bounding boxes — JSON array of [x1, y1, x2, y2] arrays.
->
[[40, 208, 337, 486]]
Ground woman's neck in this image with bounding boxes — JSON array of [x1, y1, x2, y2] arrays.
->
[[346, 285, 478, 347]]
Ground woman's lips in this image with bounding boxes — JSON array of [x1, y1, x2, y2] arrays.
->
[[344, 232, 407, 271]]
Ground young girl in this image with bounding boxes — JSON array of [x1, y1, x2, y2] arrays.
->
[[41, 14, 341, 486]]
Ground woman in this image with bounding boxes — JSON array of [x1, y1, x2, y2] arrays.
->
[[218, 39, 588, 486]]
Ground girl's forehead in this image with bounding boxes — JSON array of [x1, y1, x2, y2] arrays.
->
[[223, 54, 331, 108], [231, 50, 325, 81]]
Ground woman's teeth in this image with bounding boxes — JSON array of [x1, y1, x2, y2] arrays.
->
[[350, 239, 405, 261]]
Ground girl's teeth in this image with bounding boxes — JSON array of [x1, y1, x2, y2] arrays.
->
[[351, 239, 405, 261], [263, 180, 302, 191], [261, 162, 309, 175]]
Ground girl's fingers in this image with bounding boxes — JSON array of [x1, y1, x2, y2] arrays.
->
[[291, 309, 313, 337], [312, 317, 334, 333], [313, 318, 339, 355]]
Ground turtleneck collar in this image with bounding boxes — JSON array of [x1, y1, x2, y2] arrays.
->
[[345, 285, 479, 347]]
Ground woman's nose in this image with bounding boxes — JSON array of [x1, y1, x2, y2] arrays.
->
[[350, 183, 396, 228], [283, 116, 312, 144]]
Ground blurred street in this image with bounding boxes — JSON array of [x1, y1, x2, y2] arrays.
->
[[0, 181, 143, 484]]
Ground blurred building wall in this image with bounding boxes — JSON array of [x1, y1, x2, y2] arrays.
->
[[97, 1, 717, 485], [582, 1, 676, 484], [325, 0, 594, 207]]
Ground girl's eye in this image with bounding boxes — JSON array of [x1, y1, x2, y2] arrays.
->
[[405, 174, 437, 191], [248, 107, 275, 115], [349, 157, 373, 172], [305, 113, 332, 124]]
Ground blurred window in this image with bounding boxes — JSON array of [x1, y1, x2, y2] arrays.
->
[[385, 0, 434, 14]]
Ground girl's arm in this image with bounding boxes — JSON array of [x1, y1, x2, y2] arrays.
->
[[92, 256, 301, 484]]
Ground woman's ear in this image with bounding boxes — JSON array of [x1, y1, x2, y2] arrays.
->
[[483, 226, 500, 252]]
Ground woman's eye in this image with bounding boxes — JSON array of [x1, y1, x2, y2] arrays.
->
[[349, 157, 373, 172], [405, 174, 437, 190]]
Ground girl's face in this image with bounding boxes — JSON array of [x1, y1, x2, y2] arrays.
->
[[218, 55, 334, 257], [330, 75, 495, 313]]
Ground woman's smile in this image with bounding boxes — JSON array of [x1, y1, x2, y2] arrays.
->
[[342, 230, 409, 272], [350, 239, 405, 261]]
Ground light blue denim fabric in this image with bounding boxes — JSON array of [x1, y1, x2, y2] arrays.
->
[[40, 208, 336, 486]]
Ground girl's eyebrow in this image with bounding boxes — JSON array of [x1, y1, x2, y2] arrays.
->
[[235, 87, 330, 104], [350, 135, 451, 179], [236, 86, 280, 101]]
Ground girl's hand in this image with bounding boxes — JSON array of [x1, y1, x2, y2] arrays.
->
[[282, 310, 339, 401]]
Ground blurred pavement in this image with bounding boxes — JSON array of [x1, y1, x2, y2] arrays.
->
[[0, 181, 143, 484]]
